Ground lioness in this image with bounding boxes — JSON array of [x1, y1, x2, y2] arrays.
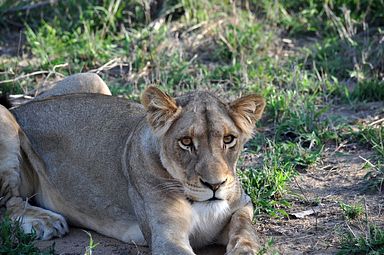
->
[[0, 74, 265, 254]]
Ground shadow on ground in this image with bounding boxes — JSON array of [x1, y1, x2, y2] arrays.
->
[[37, 228, 226, 255]]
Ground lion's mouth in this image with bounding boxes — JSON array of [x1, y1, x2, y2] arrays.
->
[[186, 195, 223, 204], [207, 196, 221, 201]]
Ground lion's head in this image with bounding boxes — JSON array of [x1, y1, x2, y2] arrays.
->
[[141, 87, 265, 203]]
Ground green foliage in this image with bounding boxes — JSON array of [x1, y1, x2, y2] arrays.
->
[[361, 127, 384, 159], [339, 202, 364, 220], [240, 131, 324, 217], [364, 161, 384, 193], [267, 0, 384, 35], [351, 80, 384, 102], [340, 126, 384, 192], [240, 139, 303, 216], [24, 17, 122, 72], [309, 32, 384, 81], [257, 238, 277, 255], [84, 230, 98, 255], [338, 224, 384, 255], [0, 0, 145, 30], [0, 215, 55, 255], [360, 127, 384, 192]]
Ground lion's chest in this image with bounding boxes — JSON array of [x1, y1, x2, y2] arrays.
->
[[189, 201, 231, 248]]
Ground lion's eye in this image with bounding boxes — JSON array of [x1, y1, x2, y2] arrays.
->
[[223, 135, 236, 147], [179, 137, 194, 150]]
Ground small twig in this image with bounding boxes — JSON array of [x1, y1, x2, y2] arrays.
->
[[3, 0, 59, 13], [39, 63, 69, 94], [0, 71, 50, 84], [183, 21, 208, 35], [88, 58, 128, 74], [335, 140, 349, 152], [218, 33, 235, 53], [368, 118, 384, 127], [345, 220, 358, 239], [9, 95, 33, 99], [1, 65, 66, 95], [359, 156, 379, 170]]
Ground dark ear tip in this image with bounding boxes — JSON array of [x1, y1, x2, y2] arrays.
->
[[0, 92, 12, 109]]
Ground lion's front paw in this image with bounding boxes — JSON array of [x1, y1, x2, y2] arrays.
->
[[7, 197, 69, 240], [19, 210, 69, 240], [226, 235, 260, 255]]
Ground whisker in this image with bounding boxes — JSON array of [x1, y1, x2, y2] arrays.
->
[[151, 179, 184, 194]]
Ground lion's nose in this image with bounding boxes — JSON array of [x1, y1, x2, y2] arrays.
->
[[200, 178, 227, 191]]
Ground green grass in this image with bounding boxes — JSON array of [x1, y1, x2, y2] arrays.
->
[[339, 202, 364, 220], [83, 230, 98, 255], [350, 80, 384, 102], [364, 161, 384, 193], [0, 215, 55, 255], [337, 126, 384, 193], [338, 224, 384, 255], [239, 140, 295, 217], [240, 131, 324, 217], [361, 127, 384, 192], [361, 127, 384, 159]]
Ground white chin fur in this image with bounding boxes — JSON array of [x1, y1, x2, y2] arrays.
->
[[189, 200, 230, 247]]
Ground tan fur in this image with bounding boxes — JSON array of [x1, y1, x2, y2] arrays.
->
[[0, 74, 265, 254]]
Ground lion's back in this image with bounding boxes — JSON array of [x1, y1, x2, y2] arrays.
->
[[11, 94, 144, 219]]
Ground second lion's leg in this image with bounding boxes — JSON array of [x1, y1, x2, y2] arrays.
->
[[0, 106, 22, 206], [0, 106, 68, 240]]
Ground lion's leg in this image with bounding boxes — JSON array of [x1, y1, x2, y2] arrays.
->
[[0, 106, 68, 240], [0, 106, 22, 206], [36, 73, 111, 99], [140, 196, 195, 255], [218, 200, 260, 255]]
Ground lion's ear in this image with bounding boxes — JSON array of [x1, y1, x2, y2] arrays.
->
[[228, 94, 265, 138], [141, 86, 181, 136]]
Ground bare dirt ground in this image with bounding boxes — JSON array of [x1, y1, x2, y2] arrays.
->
[[36, 228, 225, 255]]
